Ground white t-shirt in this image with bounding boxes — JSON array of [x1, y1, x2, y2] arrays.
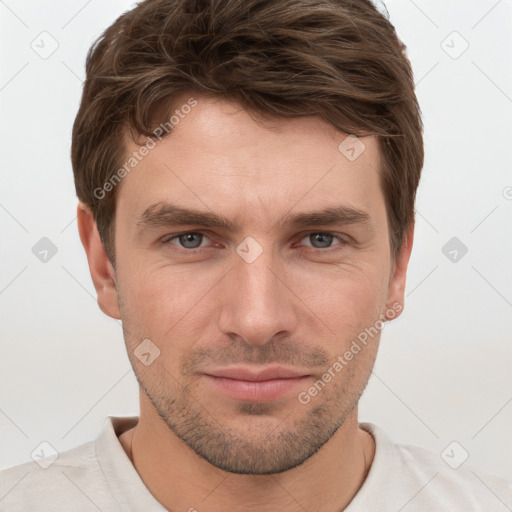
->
[[1, 416, 511, 511]]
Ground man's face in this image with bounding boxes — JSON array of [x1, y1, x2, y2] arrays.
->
[[106, 95, 407, 474]]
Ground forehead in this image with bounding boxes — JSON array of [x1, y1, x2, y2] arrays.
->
[[117, 95, 384, 224]]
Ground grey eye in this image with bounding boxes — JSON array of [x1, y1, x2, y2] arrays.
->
[[308, 233, 334, 248], [178, 233, 203, 249]]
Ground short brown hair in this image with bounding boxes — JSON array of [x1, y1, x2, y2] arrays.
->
[[71, 0, 423, 264]]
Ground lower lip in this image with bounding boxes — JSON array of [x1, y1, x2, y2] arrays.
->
[[204, 375, 311, 402]]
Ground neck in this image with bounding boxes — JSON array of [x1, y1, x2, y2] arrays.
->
[[119, 401, 374, 512]]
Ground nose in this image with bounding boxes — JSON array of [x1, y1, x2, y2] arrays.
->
[[217, 242, 299, 346]]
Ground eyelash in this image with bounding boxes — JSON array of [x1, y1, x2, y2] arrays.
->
[[160, 231, 349, 254]]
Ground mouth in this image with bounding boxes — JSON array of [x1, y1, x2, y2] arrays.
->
[[203, 366, 312, 402]]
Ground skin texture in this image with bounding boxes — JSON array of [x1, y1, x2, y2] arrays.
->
[[78, 94, 414, 512]]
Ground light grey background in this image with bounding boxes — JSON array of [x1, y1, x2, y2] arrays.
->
[[1, 0, 511, 483]]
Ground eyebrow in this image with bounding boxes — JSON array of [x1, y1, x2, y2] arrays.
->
[[136, 202, 372, 232]]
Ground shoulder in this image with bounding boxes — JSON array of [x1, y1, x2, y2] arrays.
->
[[0, 439, 112, 512], [397, 440, 512, 508], [358, 423, 512, 511]]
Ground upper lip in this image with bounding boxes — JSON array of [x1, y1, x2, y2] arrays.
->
[[205, 366, 309, 382]]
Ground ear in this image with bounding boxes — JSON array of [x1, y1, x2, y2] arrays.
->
[[384, 222, 414, 321], [76, 202, 121, 319]]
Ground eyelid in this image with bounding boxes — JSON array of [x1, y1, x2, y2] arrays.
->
[[161, 231, 213, 247], [161, 230, 349, 252], [295, 232, 349, 249]]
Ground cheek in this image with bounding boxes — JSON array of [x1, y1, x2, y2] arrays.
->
[[293, 260, 389, 335], [116, 230, 391, 357], [295, 275, 387, 375], [117, 263, 220, 344]]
